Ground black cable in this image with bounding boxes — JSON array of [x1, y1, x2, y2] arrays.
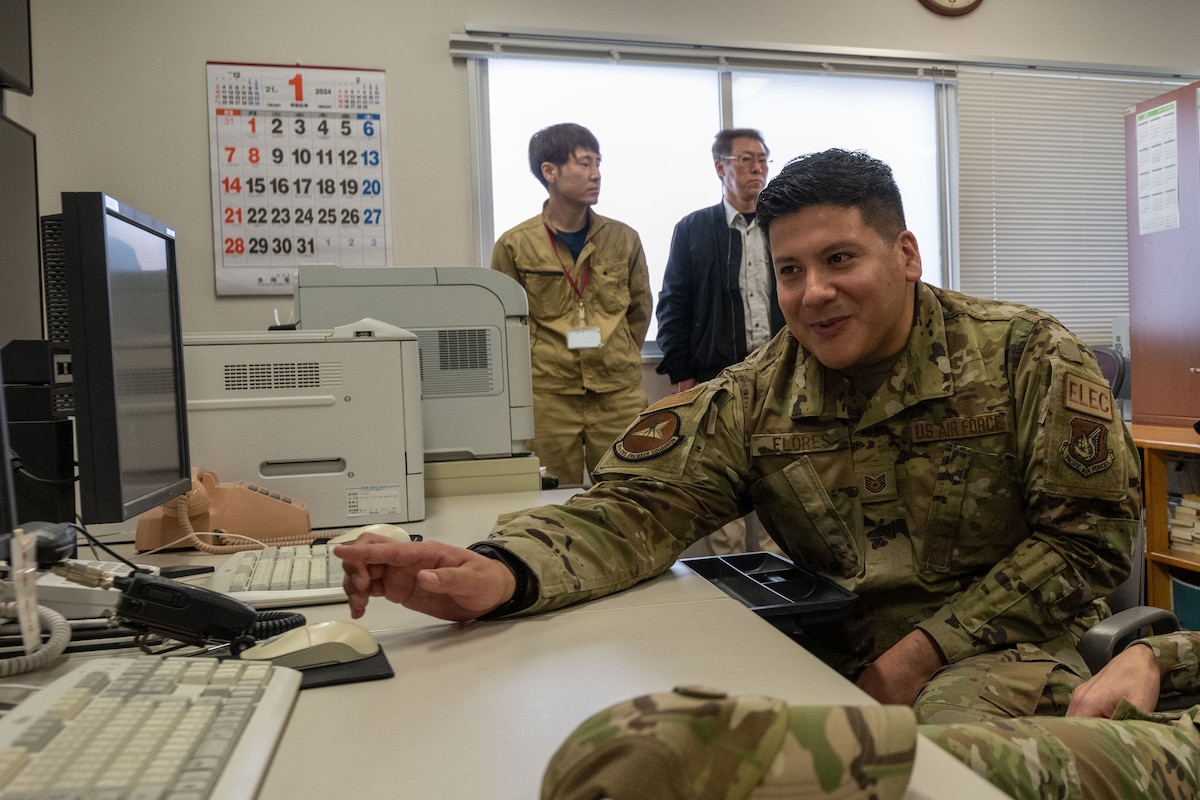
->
[[14, 466, 78, 486], [251, 610, 306, 641], [7, 446, 78, 486]]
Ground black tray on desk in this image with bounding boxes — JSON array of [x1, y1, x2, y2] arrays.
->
[[680, 552, 856, 628]]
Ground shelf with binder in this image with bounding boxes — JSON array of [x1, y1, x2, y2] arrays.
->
[[1132, 423, 1200, 609]]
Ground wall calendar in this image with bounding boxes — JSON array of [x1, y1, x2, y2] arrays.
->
[[207, 62, 392, 295]]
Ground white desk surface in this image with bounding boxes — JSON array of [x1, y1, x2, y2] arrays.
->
[[98, 489, 1007, 799]]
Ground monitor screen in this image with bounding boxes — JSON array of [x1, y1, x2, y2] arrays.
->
[[61, 192, 191, 523], [0, 115, 43, 347], [0, 0, 32, 95]]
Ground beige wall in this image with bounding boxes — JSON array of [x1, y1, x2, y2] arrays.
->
[[7, 0, 1200, 346]]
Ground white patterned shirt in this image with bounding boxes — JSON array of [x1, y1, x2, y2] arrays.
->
[[725, 198, 773, 350]]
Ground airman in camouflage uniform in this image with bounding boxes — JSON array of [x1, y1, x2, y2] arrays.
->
[[337, 149, 1139, 723], [479, 259, 1138, 723], [485, 279, 1137, 652]]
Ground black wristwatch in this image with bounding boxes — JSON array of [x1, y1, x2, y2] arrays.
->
[[468, 542, 538, 619]]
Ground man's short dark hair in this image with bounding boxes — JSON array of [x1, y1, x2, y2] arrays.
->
[[755, 148, 907, 241], [528, 123, 601, 188], [712, 128, 768, 160]]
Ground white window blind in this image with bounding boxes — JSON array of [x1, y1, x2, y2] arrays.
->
[[957, 68, 1185, 345]]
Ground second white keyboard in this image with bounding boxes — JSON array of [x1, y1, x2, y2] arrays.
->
[[0, 655, 300, 800], [210, 544, 346, 608]]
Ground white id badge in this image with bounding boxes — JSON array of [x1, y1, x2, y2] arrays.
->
[[566, 326, 602, 349]]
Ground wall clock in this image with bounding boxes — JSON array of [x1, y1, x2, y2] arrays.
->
[[918, 0, 983, 16]]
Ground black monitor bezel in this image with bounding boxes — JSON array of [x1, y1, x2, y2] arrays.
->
[[0, 114, 44, 347], [61, 192, 191, 523], [0, 0, 33, 96]]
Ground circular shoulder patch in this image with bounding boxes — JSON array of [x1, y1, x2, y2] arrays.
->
[[613, 410, 684, 462]]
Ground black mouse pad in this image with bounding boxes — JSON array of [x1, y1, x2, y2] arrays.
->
[[298, 646, 394, 690]]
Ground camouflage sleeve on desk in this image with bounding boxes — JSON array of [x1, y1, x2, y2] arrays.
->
[[1135, 631, 1200, 695], [918, 318, 1140, 663], [481, 386, 750, 615]]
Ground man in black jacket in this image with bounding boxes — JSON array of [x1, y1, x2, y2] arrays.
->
[[655, 128, 786, 393]]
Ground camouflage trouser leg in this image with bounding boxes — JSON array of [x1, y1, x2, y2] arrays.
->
[[913, 643, 1087, 725], [921, 701, 1200, 800]]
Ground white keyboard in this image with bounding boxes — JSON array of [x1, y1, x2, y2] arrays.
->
[[0, 655, 301, 800], [0, 559, 160, 620], [210, 544, 346, 608]]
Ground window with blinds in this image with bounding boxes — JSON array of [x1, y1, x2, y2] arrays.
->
[[456, 34, 946, 343], [956, 68, 1186, 344], [452, 30, 1195, 348]]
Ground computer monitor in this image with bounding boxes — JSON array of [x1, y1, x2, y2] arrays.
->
[[0, 0, 33, 96], [0, 114, 43, 348], [61, 192, 192, 523]]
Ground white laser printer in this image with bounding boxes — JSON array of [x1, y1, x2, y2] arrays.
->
[[182, 318, 424, 528]]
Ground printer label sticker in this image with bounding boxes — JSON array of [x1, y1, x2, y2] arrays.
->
[[347, 486, 403, 517]]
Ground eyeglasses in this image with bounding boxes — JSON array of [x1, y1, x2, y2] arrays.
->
[[721, 154, 771, 168]]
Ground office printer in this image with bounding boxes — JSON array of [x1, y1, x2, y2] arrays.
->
[[294, 266, 535, 464], [182, 318, 424, 528]]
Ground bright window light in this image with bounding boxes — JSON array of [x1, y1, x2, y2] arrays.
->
[[731, 70, 941, 284], [487, 58, 941, 343]]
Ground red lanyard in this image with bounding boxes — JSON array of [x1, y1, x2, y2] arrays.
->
[[544, 223, 592, 301]]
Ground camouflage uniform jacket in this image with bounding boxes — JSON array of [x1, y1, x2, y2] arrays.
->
[[491, 205, 652, 395], [484, 283, 1140, 677]]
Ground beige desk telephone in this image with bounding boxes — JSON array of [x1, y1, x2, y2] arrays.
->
[[135, 469, 314, 553]]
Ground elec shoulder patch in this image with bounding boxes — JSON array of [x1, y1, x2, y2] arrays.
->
[[1063, 369, 1114, 422], [1060, 417, 1116, 476], [613, 410, 684, 462]]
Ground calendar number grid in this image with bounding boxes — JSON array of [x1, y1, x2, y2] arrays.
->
[[207, 63, 392, 295]]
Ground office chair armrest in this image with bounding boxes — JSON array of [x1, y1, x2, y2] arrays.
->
[[1078, 606, 1181, 675]]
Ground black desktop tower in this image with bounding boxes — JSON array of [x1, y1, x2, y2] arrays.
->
[[0, 215, 78, 525]]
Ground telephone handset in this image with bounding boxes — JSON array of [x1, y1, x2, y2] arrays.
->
[[134, 469, 314, 553]]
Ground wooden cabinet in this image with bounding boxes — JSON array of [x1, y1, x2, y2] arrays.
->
[[1133, 423, 1200, 609], [1126, 82, 1200, 611], [1124, 81, 1200, 427]]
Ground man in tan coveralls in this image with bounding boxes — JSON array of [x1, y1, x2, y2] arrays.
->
[[491, 122, 652, 486]]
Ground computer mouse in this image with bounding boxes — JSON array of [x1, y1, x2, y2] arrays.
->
[[239, 620, 379, 670], [326, 523, 415, 545]]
